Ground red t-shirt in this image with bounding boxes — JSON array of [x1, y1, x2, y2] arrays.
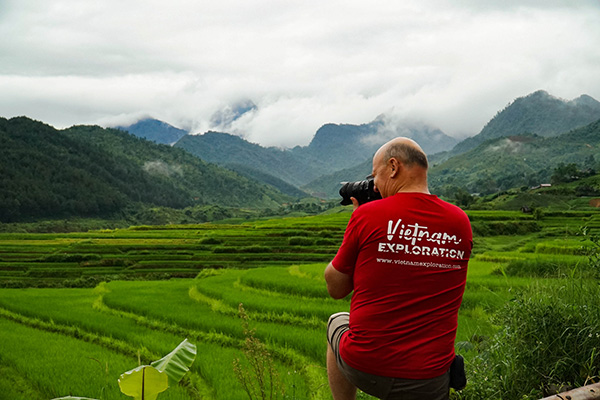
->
[[332, 192, 472, 379]]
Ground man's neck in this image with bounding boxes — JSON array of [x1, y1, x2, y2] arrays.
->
[[394, 179, 430, 195]]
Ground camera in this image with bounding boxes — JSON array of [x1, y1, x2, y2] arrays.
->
[[339, 176, 382, 206]]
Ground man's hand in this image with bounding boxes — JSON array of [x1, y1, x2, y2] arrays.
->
[[350, 197, 360, 211]]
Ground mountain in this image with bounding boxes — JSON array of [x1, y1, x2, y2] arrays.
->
[[301, 159, 373, 200], [116, 118, 187, 145], [175, 116, 457, 191], [175, 131, 326, 187], [293, 116, 457, 172], [104, 89, 600, 202], [0, 117, 290, 223], [306, 116, 600, 199], [225, 163, 309, 198], [210, 99, 257, 130], [428, 118, 600, 196], [450, 90, 600, 156]]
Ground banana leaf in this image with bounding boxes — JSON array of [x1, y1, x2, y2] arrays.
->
[[150, 338, 197, 386], [118, 365, 168, 400]]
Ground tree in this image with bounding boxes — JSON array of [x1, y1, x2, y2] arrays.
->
[[551, 163, 579, 185], [454, 188, 475, 208]]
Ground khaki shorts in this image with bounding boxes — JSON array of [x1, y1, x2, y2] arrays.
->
[[327, 312, 450, 400]]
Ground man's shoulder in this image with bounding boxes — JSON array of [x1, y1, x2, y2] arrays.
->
[[428, 194, 468, 212], [357, 193, 469, 218], [350, 198, 393, 225]]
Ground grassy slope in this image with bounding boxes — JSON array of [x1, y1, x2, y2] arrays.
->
[[0, 208, 598, 399]]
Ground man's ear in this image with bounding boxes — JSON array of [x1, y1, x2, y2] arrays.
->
[[389, 158, 400, 178]]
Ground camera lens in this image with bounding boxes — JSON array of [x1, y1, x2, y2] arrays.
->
[[339, 176, 381, 206]]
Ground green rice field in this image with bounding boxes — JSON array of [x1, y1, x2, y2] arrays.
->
[[0, 208, 599, 399]]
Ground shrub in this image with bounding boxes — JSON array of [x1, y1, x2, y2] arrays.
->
[[497, 258, 594, 279], [233, 303, 285, 400], [98, 258, 134, 267], [271, 230, 308, 237], [26, 269, 81, 278], [317, 230, 335, 238], [42, 253, 102, 263], [461, 281, 600, 399], [315, 239, 338, 246], [241, 245, 273, 253], [213, 246, 238, 253], [199, 237, 223, 245], [288, 237, 314, 246], [471, 221, 540, 236], [212, 246, 272, 253]]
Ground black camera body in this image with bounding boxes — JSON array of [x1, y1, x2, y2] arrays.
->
[[339, 176, 382, 206]]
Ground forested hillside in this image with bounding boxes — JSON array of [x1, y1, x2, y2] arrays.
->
[[3, 91, 599, 224], [450, 90, 600, 155], [291, 117, 456, 171], [174, 116, 457, 188], [224, 163, 309, 198], [127, 91, 600, 200], [429, 119, 600, 195], [304, 118, 600, 199], [0, 117, 290, 223], [301, 159, 372, 200], [175, 131, 325, 186]]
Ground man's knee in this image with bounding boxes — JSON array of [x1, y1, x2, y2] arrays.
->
[[328, 311, 349, 324], [327, 312, 350, 346]]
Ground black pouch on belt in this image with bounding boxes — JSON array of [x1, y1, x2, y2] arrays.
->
[[449, 354, 466, 390]]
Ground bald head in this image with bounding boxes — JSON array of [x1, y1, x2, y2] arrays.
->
[[377, 137, 428, 170], [372, 137, 429, 196]]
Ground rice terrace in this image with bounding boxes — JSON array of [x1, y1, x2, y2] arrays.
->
[[1, 204, 600, 400]]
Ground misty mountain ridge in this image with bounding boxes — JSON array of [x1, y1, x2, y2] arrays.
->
[[115, 90, 600, 162], [307, 117, 600, 199], [4, 89, 599, 224], [209, 99, 258, 131], [171, 115, 457, 191], [117, 90, 600, 199], [115, 118, 187, 145], [449, 90, 600, 156], [174, 131, 323, 187], [428, 118, 600, 196], [297, 115, 457, 168], [116, 100, 258, 146]]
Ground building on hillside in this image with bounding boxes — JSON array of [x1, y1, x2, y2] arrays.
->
[[530, 183, 552, 190]]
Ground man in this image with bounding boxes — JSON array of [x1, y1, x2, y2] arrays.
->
[[325, 137, 472, 400]]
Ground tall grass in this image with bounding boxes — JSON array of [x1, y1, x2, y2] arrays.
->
[[499, 257, 594, 278], [0, 318, 191, 400], [101, 279, 325, 398], [458, 280, 600, 399], [0, 288, 185, 356], [239, 266, 330, 299], [0, 284, 312, 399]]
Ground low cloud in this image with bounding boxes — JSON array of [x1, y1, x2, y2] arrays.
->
[[143, 161, 183, 178], [1, 0, 599, 147], [486, 138, 526, 154]]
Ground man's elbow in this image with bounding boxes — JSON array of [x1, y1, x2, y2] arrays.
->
[[326, 285, 350, 300], [324, 262, 353, 299]]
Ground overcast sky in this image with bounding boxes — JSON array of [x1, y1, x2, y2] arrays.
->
[[1, 0, 600, 147]]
